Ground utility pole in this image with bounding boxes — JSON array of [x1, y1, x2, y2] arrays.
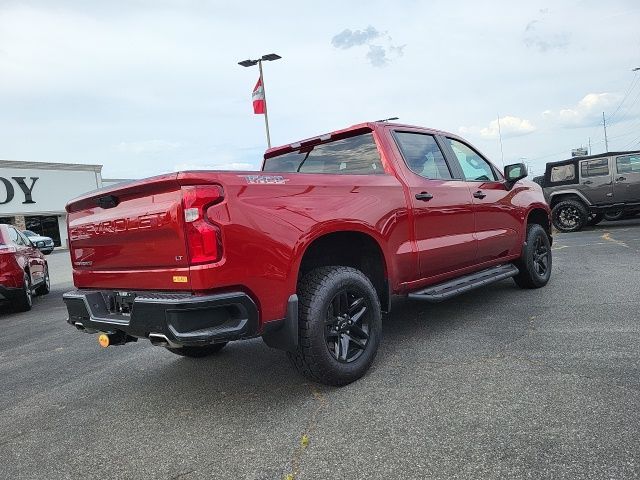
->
[[497, 114, 505, 167], [602, 112, 609, 152], [238, 53, 282, 149], [257, 59, 272, 148], [588, 137, 591, 155]]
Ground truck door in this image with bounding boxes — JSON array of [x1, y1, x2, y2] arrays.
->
[[578, 157, 614, 205], [442, 137, 521, 264], [613, 153, 640, 203], [390, 130, 477, 279]]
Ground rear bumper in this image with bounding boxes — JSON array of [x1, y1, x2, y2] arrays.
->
[[0, 285, 22, 302], [63, 289, 259, 346]]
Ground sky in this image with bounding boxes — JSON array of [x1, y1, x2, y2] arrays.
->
[[0, 0, 639, 179]]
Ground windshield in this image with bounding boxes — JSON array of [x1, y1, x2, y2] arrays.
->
[[23, 231, 36, 237]]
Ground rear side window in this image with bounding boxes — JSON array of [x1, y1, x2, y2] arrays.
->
[[393, 132, 452, 180], [581, 158, 609, 177], [263, 133, 385, 175], [550, 164, 576, 182], [616, 154, 640, 173]]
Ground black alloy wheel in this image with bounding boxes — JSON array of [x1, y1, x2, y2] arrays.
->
[[514, 223, 552, 289], [288, 266, 382, 386], [551, 199, 588, 233], [531, 235, 550, 277], [325, 289, 371, 364], [557, 205, 581, 229]]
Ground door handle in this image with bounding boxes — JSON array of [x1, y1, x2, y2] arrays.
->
[[473, 191, 487, 199], [583, 180, 593, 185], [415, 192, 433, 201], [617, 176, 626, 182]]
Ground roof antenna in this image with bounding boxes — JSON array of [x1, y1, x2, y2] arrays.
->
[[376, 116, 399, 122]]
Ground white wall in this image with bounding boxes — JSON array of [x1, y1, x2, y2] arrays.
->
[[0, 166, 101, 216]]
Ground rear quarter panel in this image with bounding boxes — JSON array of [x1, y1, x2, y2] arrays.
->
[[179, 171, 412, 323]]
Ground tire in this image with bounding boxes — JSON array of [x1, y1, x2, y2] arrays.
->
[[166, 342, 228, 357], [14, 272, 33, 312], [514, 224, 552, 289], [287, 266, 382, 386], [586, 213, 604, 226], [551, 199, 588, 232], [604, 210, 624, 221], [35, 265, 50, 295]]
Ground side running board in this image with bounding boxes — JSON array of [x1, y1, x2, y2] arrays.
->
[[408, 264, 520, 303]]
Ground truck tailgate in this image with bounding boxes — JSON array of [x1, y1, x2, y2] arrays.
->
[[67, 173, 191, 290]]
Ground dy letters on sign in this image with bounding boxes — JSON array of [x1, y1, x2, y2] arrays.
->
[[0, 177, 38, 205]]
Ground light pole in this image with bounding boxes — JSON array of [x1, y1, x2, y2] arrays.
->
[[238, 53, 281, 148]]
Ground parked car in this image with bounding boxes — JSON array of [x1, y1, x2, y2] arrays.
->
[[22, 230, 55, 254], [63, 121, 552, 385], [0, 224, 50, 311], [540, 151, 640, 232]]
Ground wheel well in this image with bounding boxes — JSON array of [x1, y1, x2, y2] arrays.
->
[[549, 193, 586, 209], [527, 208, 551, 238], [298, 231, 389, 312]]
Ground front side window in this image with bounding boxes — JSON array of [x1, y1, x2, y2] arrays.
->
[[581, 158, 609, 177], [393, 132, 452, 180], [262, 133, 385, 175], [550, 164, 576, 182], [616, 154, 640, 174], [447, 138, 497, 181]]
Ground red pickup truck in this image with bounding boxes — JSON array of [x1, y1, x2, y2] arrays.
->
[[63, 121, 552, 385]]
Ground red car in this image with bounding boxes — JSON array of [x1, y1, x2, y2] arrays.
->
[[0, 224, 50, 311], [63, 121, 552, 385]]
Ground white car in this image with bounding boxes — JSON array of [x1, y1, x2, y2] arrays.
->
[[22, 230, 55, 255]]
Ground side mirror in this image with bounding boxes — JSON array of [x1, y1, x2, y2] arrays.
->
[[504, 163, 528, 189]]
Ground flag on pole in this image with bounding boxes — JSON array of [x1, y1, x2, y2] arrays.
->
[[252, 78, 265, 114]]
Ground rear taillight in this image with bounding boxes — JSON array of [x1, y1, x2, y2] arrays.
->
[[181, 185, 224, 264]]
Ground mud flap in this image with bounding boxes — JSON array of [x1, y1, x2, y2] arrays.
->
[[262, 294, 299, 352]]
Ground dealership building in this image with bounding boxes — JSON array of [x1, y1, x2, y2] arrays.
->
[[0, 160, 126, 249]]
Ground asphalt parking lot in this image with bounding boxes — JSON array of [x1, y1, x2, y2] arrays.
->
[[1, 219, 639, 480]]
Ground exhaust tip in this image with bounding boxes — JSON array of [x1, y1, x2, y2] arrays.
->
[[148, 333, 178, 348]]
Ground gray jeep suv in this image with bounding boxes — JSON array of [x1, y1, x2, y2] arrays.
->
[[540, 150, 640, 232]]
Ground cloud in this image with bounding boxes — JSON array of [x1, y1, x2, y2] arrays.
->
[[331, 26, 404, 68], [366, 45, 388, 67], [116, 140, 182, 154], [523, 11, 570, 52], [543, 93, 620, 127], [331, 26, 381, 49], [460, 116, 537, 139]]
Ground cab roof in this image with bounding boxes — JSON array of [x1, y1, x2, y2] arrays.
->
[[546, 150, 640, 166], [264, 121, 457, 159]]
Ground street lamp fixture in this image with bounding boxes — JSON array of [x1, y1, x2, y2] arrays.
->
[[238, 53, 282, 148], [633, 67, 640, 71]]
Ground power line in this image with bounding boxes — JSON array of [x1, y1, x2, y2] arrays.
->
[[606, 72, 640, 123], [611, 80, 640, 125]]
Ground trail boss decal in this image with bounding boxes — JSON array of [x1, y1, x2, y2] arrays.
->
[[241, 175, 289, 185]]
